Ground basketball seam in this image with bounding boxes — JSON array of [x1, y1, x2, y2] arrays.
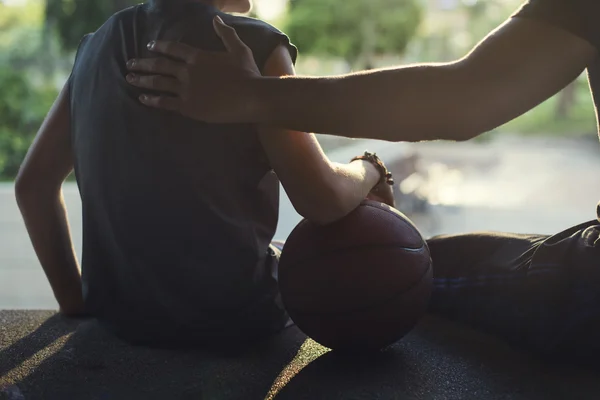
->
[[282, 260, 432, 317], [291, 202, 424, 241], [280, 242, 427, 273], [362, 202, 424, 238]]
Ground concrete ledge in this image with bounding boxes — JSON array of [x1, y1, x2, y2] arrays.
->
[[1, 310, 599, 399]]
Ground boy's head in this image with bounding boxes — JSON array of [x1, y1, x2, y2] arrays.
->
[[218, 0, 252, 14], [151, 0, 252, 14]]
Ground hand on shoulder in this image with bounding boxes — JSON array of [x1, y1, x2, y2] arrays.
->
[[125, 16, 264, 123]]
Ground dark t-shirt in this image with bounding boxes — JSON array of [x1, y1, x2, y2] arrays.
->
[[513, 0, 600, 219], [69, 2, 297, 345]]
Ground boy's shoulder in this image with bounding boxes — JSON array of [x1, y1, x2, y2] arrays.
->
[[220, 14, 297, 66], [222, 14, 286, 37], [75, 4, 140, 43], [78, 6, 297, 69]]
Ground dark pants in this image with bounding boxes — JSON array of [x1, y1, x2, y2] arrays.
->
[[427, 220, 600, 364], [274, 219, 600, 363]]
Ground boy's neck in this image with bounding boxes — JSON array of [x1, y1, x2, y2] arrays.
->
[[193, 0, 222, 8], [151, 0, 233, 13]]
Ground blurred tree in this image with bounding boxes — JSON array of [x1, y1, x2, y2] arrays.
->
[[285, 0, 423, 69], [0, 1, 46, 69], [461, 0, 509, 44], [0, 1, 58, 180], [555, 81, 577, 120], [0, 67, 57, 179], [45, 0, 137, 51]]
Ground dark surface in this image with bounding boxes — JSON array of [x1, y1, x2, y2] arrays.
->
[[1, 310, 599, 400]]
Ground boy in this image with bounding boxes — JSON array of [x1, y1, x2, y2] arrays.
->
[[15, 0, 394, 348]]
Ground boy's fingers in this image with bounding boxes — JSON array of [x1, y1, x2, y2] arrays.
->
[[213, 16, 248, 54], [126, 74, 182, 95], [126, 58, 186, 81], [146, 40, 199, 64], [138, 94, 182, 112]]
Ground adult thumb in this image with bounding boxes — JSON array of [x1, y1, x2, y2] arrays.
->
[[213, 16, 246, 54]]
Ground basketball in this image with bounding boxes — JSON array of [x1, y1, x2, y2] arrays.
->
[[278, 200, 433, 351]]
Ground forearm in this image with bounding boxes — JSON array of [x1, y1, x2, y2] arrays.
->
[[253, 18, 596, 142], [254, 63, 478, 142], [16, 188, 83, 313], [329, 159, 380, 212]]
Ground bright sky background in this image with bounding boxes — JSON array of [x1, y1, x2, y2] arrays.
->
[[2, 0, 288, 20], [253, 0, 287, 20], [1, 0, 28, 5]]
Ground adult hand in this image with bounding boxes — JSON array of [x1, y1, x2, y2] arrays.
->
[[125, 16, 262, 123]]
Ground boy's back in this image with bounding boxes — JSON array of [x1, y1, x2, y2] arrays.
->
[[69, 2, 296, 345]]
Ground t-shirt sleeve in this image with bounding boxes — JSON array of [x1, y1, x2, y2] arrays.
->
[[227, 17, 298, 73], [512, 0, 599, 51], [67, 33, 93, 91]]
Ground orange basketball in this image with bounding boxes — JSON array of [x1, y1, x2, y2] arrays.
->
[[278, 200, 432, 351]]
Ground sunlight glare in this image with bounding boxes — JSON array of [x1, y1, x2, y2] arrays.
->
[[0, 332, 72, 387], [264, 338, 330, 400], [253, 0, 286, 21]]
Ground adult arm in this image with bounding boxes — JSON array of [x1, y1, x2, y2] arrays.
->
[[15, 82, 84, 316], [126, 16, 597, 142], [259, 45, 383, 224], [259, 18, 597, 141]]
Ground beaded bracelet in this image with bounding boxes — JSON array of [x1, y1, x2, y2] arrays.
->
[[350, 151, 394, 186]]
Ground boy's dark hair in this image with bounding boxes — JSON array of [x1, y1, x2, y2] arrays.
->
[[150, 0, 192, 12]]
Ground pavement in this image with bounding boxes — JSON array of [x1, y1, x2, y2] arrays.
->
[[2, 135, 600, 398], [2, 310, 600, 400]]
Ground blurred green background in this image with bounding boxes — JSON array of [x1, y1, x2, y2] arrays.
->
[[0, 0, 596, 180]]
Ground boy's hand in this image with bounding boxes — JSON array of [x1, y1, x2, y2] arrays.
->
[[367, 180, 396, 208], [56, 287, 88, 318], [352, 152, 396, 208], [125, 16, 262, 123]]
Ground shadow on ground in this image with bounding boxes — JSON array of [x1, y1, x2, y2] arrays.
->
[[1, 310, 599, 400]]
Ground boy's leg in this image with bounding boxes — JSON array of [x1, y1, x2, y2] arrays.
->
[[427, 220, 600, 364], [271, 240, 285, 252]]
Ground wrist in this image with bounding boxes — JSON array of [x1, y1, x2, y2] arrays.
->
[[245, 77, 274, 123], [350, 151, 394, 186], [52, 271, 82, 303], [352, 159, 381, 188], [57, 291, 85, 315]]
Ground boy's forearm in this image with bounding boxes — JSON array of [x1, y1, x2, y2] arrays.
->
[[307, 159, 379, 224], [253, 63, 475, 142], [332, 159, 380, 206], [16, 189, 84, 314]]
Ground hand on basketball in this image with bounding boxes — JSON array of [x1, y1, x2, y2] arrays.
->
[[125, 16, 262, 123], [354, 153, 396, 208], [367, 180, 396, 208]]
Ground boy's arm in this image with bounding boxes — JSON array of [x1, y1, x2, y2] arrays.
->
[[258, 45, 383, 224], [15, 82, 84, 317]]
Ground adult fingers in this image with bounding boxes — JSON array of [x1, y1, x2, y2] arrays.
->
[[126, 58, 186, 80], [146, 40, 200, 64], [213, 16, 250, 55], [138, 94, 182, 112], [126, 74, 182, 95]]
